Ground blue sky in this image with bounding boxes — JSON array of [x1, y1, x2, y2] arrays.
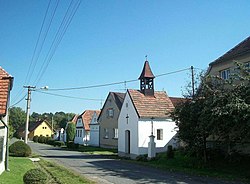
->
[[1, 0, 250, 114]]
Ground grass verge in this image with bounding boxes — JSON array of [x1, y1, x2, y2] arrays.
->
[[38, 159, 95, 184], [67, 145, 118, 155], [0, 157, 35, 184], [132, 151, 250, 183]]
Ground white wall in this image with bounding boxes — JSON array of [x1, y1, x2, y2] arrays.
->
[[138, 119, 178, 155], [118, 93, 139, 157], [89, 124, 99, 146], [0, 115, 8, 175]]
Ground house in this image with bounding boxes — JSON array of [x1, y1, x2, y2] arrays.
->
[[0, 67, 13, 174], [99, 92, 125, 149], [207, 36, 250, 79], [118, 60, 178, 159], [53, 128, 64, 141], [89, 110, 101, 146], [74, 110, 100, 145], [18, 119, 53, 140]]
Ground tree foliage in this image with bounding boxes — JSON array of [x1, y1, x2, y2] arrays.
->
[[172, 62, 250, 161], [66, 122, 76, 143]]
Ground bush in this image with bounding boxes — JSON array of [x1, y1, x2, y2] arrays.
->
[[33, 135, 39, 142], [9, 141, 31, 157], [135, 154, 148, 162], [38, 136, 46, 144], [167, 145, 174, 159], [54, 141, 65, 147], [23, 168, 48, 184], [45, 137, 52, 144], [47, 139, 55, 145], [66, 141, 79, 149]]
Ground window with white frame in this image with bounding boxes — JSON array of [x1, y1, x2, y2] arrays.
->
[[104, 128, 109, 138], [106, 108, 114, 118], [220, 69, 230, 79], [157, 129, 163, 140], [113, 128, 118, 139]]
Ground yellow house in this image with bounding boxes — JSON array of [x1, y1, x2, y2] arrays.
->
[[18, 120, 53, 140], [207, 36, 250, 79]]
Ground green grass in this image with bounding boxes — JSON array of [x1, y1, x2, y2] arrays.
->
[[0, 157, 35, 184], [38, 159, 94, 184], [133, 151, 250, 183], [71, 145, 118, 155]]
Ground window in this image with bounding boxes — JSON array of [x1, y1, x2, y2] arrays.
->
[[46, 134, 49, 137], [104, 128, 109, 138], [157, 129, 163, 140], [80, 130, 82, 137], [93, 118, 97, 122], [107, 108, 114, 118], [220, 69, 230, 79], [76, 130, 78, 137], [0, 137, 4, 162], [113, 128, 118, 139], [45, 127, 47, 129]]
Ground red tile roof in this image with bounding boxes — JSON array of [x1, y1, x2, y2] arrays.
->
[[128, 89, 174, 118], [210, 36, 250, 66], [0, 67, 13, 116], [138, 61, 155, 79], [169, 97, 187, 107], [78, 110, 101, 131]]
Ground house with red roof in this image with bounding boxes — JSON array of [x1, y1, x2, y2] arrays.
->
[[0, 67, 13, 174], [74, 110, 100, 145], [118, 61, 178, 159]]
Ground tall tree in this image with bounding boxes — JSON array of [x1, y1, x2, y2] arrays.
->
[[66, 122, 76, 142], [172, 62, 250, 161]]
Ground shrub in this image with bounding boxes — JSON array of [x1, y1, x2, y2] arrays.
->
[[38, 136, 46, 144], [9, 141, 31, 157], [66, 122, 76, 142], [135, 154, 148, 162], [45, 137, 52, 144], [23, 168, 48, 184], [33, 135, 39, 142], [47, 139, 55, 145], [167, 145, 174, 159], [66, 141, 79, 149], [54, 141, 65, 147]]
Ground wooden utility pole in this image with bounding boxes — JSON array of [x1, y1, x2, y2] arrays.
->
[[191, 66, 195, 98], [24, 86, 35, 144]]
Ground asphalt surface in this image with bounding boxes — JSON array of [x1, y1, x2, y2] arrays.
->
[[28, 142, 243, 184]]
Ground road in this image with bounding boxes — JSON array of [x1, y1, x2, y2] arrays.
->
[[28, 142, 242, 184]]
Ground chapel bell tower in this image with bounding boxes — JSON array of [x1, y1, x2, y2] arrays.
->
[[138, 59, 155, 96]]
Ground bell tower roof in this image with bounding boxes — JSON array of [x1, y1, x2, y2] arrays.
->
[[138, 61, 155, 80]]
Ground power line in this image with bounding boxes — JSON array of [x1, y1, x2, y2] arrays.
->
[[46, 67, 190, 91], [9, 94, 27, 108], [34, 90, 103, 101], [34, 0, 81, 86]]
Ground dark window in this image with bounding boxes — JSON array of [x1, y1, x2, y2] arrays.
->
[[157, 129, 163, 140]]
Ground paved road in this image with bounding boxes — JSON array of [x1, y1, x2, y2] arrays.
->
[[28, 142, 242, 184]]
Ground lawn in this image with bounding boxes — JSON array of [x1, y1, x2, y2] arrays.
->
[[0, 156, 94, 184], [71, 145, 118, 155], [38, 159, 94, 184], [0, 157, 35, 184]]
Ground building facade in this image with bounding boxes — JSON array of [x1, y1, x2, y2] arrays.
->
[[99, 92, 125, 149], [0, 67, 13, 174]]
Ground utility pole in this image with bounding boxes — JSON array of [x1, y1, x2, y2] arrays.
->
[[191, 66, 195, 99], [51, 115, 54, 137], [24, 86, 35, 144]]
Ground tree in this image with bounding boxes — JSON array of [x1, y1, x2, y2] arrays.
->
[[9, 107, 26, 131], [66, 122, 76, 143], [172, 62, 250, 162]]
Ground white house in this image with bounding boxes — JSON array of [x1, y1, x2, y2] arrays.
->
[[89, 111, 100, 146], [74, 110, 100, 145], [118, 60, 178, 159], [0, 67, 13, 174]]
